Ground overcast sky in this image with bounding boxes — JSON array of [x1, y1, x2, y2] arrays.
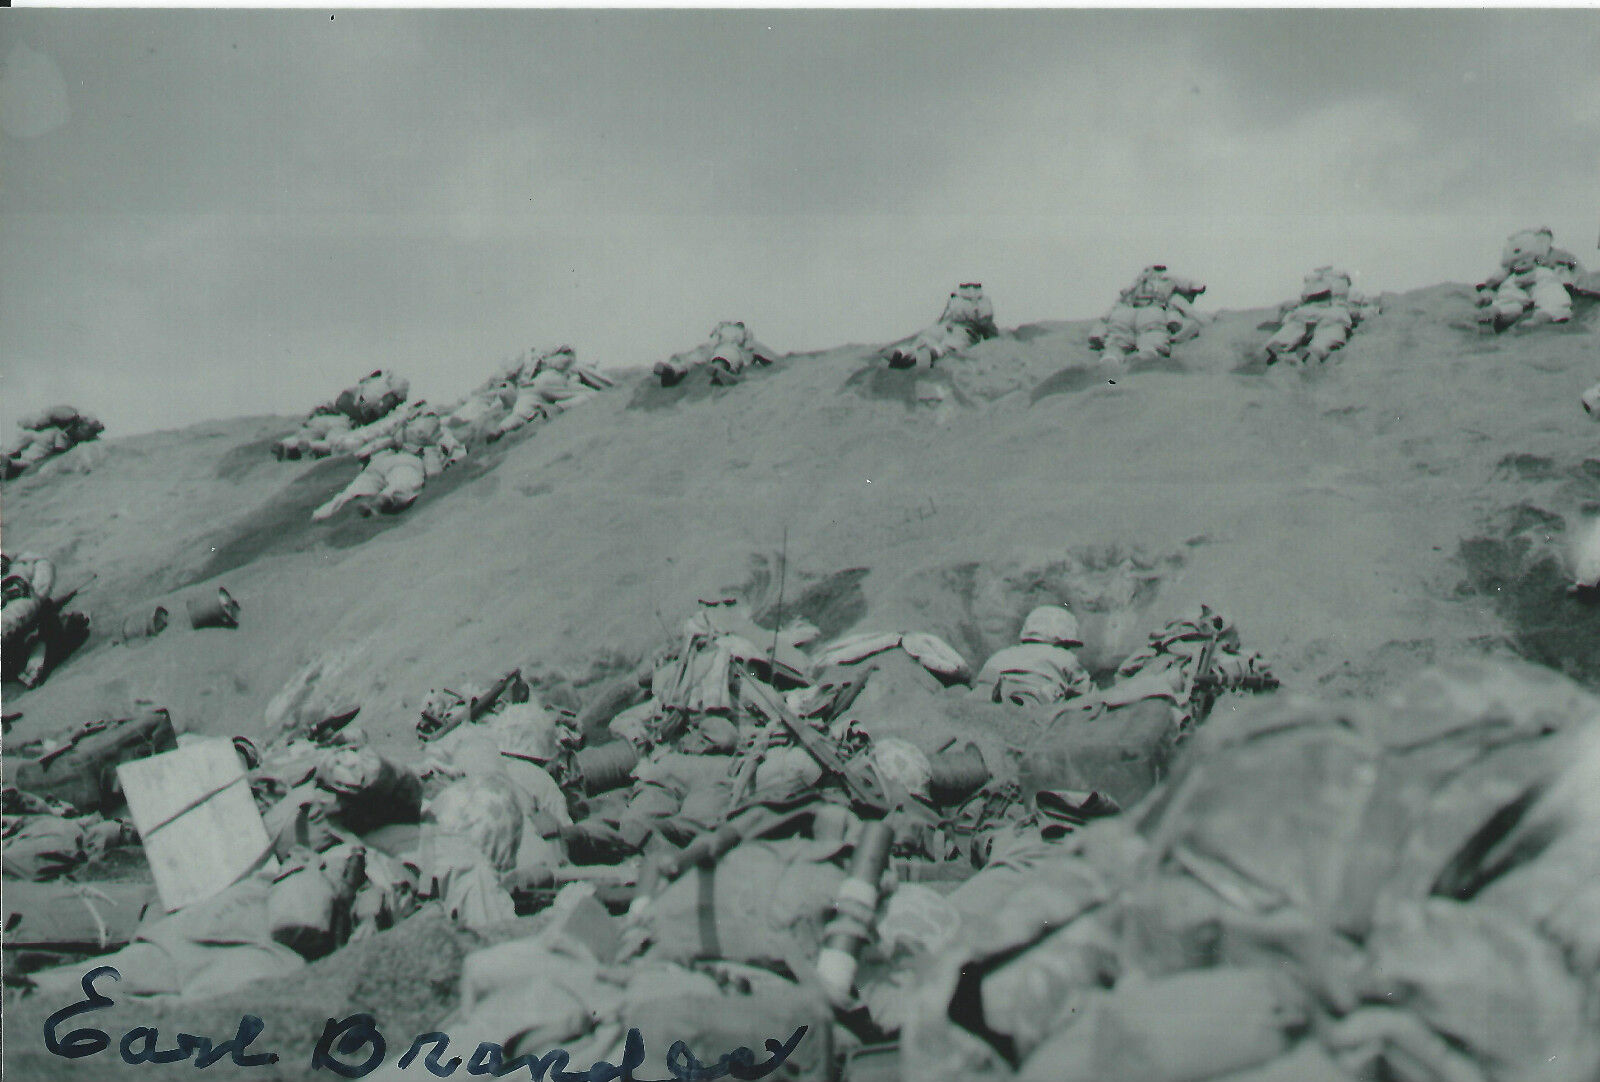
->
[[3, 10, 1598, 437]]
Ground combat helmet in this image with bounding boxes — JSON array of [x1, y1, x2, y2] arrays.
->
[[1019, 605, 1084, 648]]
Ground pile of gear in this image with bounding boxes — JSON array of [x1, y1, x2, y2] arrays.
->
[[6, 632, 1595, 1082], [3, 405, 105, 480], [1476, 227, 1583, 331], [1263, 267, 1381, 366], [4, 595, 1276, 1024], [883, 283, 999, 369], [1, 551, 91, 690], [1089, 265, 1206, 362], [898, 660, 1600, 1082], [653, 322, 781, 387], [274, 368, 411, 461]]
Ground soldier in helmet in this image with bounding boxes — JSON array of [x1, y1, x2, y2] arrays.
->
[[4, 406, 105, 479], [487, 346, 607, 441], [1476, 227, 1582, 331], [884, 283, 999, 369], [334, 369, 411, 426], [1089, 266, 1206, 362], [276, 371, 411, 461], [973, 605, 1093, 708], [654, 322, 780, 387], [1263, 266, 1380, 366]]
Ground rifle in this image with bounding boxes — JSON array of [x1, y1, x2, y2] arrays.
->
[[1185, 631, 1222, 723], [740, 680, 888, 818], [510, 865, 639, 914], [48, 573, 97, 610], [419, 667, 522, 741], [1186, 635, 1279, 723]]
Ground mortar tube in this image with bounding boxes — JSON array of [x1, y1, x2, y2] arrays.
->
[[816, 820, 893, 1007]]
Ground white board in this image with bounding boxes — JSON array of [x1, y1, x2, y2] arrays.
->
[[116, 738, 276, 913]]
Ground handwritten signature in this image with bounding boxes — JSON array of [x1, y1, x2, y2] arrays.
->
[[44, 966, 809, 1080]]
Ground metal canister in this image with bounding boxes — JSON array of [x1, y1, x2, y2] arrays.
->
[[118, 605, 169, 644], [574, 740, 640, 797], [186, 587, 241, 630]]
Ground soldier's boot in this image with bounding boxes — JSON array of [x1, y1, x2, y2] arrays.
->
[[17, 640, 47, 689]]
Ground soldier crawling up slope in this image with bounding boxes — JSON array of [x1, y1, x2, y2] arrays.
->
[[311, 400, 465, 521], [1088, 265, 1206, 362], [1262, 266, 1380, 366], [653, 322, 780, 387], [434, 345, 613, 447], [1476, 226, 1583, 331], [483, 346, 612, 442], [883, 283, 999, 369], [274, 368, 412, 461], [3, 405, 105, 480]]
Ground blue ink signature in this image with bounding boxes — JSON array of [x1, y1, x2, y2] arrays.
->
[[44, 966, 809, 1080], [43, 967, 279, 1068]]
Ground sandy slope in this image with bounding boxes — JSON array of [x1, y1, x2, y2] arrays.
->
[[4, 283, 1597, 755]]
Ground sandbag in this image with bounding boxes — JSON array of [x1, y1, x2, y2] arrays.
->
[[976, 917, 1122, 1059], [1, 814, 85, 880], [633, 750, 736, 829], [28, 873, 304, 1001], [614, 974, 832, 1082], [1362, 898, 1599, 1078], [453, 937, 617, 1062], [414, 833, 517, 930], [426, 775, 523, 874], [1020, 697, 1179, 808], [1015, 968, 1305, 1082], [1211, 1042, 1356, 1082], [638, 839, 845, 969], [901, 632, 972, 683], [267, 844, 365, 960], [812, 632, 902, 669], [755, 746, 823, 792], [898, 855, 1114, 1082], [2, 878, 154, 953]]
